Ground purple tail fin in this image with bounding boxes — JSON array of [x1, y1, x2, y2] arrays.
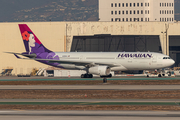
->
[[19, 24, 51, 54]]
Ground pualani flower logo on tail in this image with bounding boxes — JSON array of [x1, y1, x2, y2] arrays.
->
[[21, 31, 36, 54], [22, 31, 30, 41]]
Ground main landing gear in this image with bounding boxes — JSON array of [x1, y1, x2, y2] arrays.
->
[[81, 74, 93, 78]]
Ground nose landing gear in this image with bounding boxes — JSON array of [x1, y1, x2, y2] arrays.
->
[[101, 74, 112, 83], [81, 74, 112, 83], [103, 78, 107, 83]]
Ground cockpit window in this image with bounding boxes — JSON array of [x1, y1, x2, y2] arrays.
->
[[163, 57, 171, 59]]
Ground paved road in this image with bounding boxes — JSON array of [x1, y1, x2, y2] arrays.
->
[[0, 111, 180, 120], [1, 85, 180, 90]]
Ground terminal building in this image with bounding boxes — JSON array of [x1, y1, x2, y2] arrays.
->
[[99, 0, 174, 22], [0, 21, 180, 75]]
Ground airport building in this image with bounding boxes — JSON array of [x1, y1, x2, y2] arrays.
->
[[99, 0, 174, 22], [1, 21, 180, 75]]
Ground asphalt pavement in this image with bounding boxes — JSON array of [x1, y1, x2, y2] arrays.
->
[[0, 111, 180, 120]]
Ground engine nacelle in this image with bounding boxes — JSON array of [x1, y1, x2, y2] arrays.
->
[[88, 66, 111, 76]]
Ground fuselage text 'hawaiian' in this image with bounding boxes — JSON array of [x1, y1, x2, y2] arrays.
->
[[118, 53, 152, 58]]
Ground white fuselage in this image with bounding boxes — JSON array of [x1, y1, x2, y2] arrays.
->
[[54, 52, 175, 71]]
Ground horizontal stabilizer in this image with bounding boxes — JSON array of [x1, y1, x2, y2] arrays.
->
[[14, 54, 21, 59], [5, 52, 37, 58]]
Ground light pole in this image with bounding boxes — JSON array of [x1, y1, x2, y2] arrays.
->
[[161, 23, 169, 55], [161, 31, 166, 54]]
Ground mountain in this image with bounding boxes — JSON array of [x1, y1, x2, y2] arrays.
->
[[0, 0, 180, 22], [0, 0, 98, 22]]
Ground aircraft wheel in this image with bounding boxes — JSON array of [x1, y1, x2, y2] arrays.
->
[[103, 78, 107, 83], [89, 74, 93, 78], [81, 74, 84, 78], [84, 74, 88, 78], [81, 74, 93, 78], [108, 74, 112, 77]]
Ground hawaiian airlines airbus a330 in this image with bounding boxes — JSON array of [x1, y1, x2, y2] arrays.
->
[[7, 24, 175, 82]]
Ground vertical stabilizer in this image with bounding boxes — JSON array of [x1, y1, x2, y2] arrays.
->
[[19, 24, 51, 54]]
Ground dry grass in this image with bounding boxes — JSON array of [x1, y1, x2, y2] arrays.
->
[[0, 90, 180, 99], [1, 105, 180, 111], [0, 80, 180, 85]]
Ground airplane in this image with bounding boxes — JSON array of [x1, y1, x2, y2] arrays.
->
[[6, 24, 175, 83]]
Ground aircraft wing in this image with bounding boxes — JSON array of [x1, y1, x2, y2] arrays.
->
[[35, 58, 119, 67]]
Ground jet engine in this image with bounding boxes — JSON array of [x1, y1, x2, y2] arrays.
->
[[88, 66, 111, 76]]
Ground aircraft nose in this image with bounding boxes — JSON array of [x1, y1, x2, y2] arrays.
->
[[163, 59, 175, 67], [170, 59, 175, 66]]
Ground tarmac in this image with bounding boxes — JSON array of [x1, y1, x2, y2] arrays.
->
[[1, 76, 180, 119], [0, 111, 180, 120]]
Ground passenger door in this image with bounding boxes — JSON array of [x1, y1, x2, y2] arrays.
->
[[152, 55, 157, 63]]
